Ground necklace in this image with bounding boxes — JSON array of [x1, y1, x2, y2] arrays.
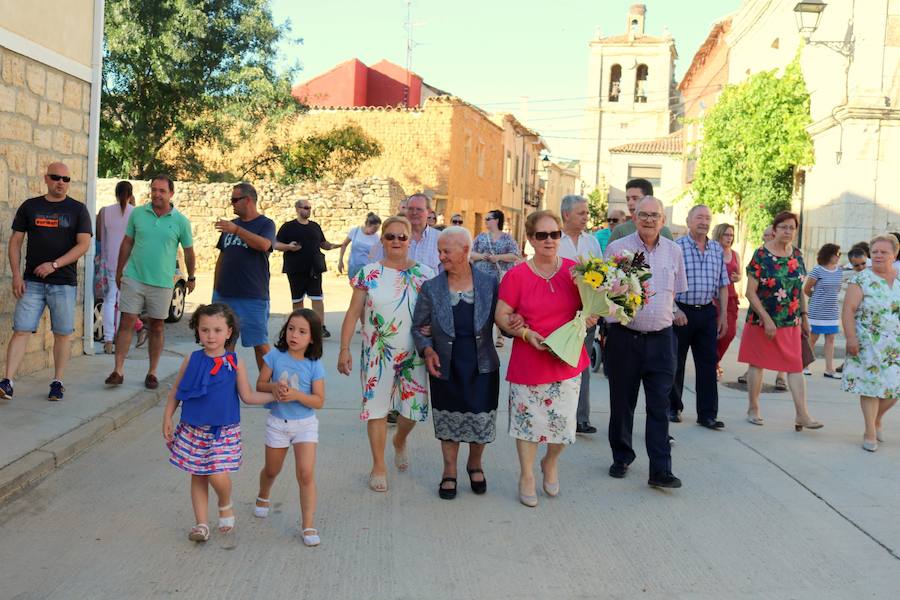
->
[[529, 257, 561, 293]]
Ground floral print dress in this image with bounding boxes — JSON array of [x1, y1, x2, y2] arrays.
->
[[842, 269, 900, 399], [745, 246, 807, 328], [351, 262, 435, 421]]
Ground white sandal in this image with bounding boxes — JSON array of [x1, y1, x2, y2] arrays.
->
[[302, 528, 320, 547], [218, 503, 235, 533], [188, 523, 210, 542], [254, 497, 270, 518]]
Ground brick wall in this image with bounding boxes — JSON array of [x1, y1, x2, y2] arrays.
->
[[96, 176, 406, 276], [0, 46, 92, 376]]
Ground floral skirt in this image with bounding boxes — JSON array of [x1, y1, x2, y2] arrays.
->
[[508, 375, 580, 445], [168, 422, 241, 475]]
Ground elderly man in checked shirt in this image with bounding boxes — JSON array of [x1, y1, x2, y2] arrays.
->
[[668, 205, 730, 430], [604, 197, 687, 489]]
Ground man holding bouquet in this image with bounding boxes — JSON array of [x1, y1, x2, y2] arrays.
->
[[604, 197, 687, 489]]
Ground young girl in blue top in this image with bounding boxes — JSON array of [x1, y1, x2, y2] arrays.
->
[[254, 308, 326, 547], [163, 303, 273, 543]]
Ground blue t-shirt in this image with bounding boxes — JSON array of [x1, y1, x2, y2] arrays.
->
[[215, 215, 276, 300], [263, 349, 325, 420]]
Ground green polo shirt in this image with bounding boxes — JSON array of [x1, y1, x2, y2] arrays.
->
[[607, 219, 673, 245], [124, 203, 193, 288]]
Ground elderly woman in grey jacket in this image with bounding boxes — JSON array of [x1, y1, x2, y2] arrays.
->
[[413, 227, 501, 500]]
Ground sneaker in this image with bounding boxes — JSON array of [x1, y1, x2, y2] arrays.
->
[[48, 381, 65, 401], [322, 325, 332, 339], [0, 378, 13, 399], [803, 369, 812, 376], [576, 422, 597, 434]]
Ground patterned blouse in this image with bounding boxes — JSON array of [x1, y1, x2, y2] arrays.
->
[[472, 232, 519, 280], [745, 245, 807, 328]]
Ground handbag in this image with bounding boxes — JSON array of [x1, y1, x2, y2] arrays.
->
[[801, 331, 815, 368]]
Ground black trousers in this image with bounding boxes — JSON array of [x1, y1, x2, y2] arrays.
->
[[669, 303, 719, 421], [606, 324, 675, 476]]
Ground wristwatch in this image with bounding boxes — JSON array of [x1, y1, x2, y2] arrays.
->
[[51, 261, 59, 270], [187, 276, 196, 282]]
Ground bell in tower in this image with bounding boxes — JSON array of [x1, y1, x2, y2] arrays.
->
[[627, 3, 646, 39]]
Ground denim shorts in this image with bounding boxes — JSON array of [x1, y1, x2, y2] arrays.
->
[[211, 292, 270, 347], [13, 280, 77, 334]]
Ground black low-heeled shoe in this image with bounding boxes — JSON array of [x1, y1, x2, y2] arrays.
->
[[438, 477, 457, 500], [467, 468, 487, 494]]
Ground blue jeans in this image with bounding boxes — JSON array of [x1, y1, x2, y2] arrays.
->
[[211, 292, 270, 347], [13, 280, 77, 334]]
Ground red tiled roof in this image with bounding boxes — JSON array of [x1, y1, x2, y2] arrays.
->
[[609, 131, 684, 155]]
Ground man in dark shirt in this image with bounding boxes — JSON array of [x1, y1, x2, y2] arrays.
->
[[212, 182, 276, 370], [1, 163, 92, 401], [275, 199, 340, 337]]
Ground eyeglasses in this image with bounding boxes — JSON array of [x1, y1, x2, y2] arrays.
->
[[485, 216, 497, 222], [636, 211, 662, 221], [451, 219, 464, 225], [532, 230, 562, 241], [406, 206, 425, 213], [383, 233, 409, 242], [230, 195, 247, 203], [297, 205, 311, 210], [48, 174, 71, 182]]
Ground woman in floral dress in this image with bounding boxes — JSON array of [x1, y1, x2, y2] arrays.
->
[[737, 211, 823, 431], [842, 234, 900, 452], [338, 216, 435, 492]]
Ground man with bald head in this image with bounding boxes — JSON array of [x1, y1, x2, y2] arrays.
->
[[1, 163, 92, 401], [604, 196, 686, 489]]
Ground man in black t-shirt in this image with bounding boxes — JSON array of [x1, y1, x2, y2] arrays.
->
[[1, 163, 92, 402], [275, 199, 341, 337]]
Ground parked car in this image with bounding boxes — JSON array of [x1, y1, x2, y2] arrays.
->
[[93, 258, 188, 342]]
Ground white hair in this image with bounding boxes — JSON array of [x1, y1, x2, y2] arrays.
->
[[438, 226, 472, 258], [560, 194, 587, 217]]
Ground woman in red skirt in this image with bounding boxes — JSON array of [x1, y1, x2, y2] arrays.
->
[[738, 211, 823, 431], [712, 223, 740, 379]]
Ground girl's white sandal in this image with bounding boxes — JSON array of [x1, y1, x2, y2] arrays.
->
[[188, 523, 210, 542], [218, 503, 235, 533], [254, 497, 270, 518], [302, 528, 320, 547]]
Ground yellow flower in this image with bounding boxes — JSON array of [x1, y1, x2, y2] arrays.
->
[[584, 271, 603, 289]]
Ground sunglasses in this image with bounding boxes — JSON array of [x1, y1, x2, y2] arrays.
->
[[48, 174, 71, 182], [533, 230, 562, 241], [383, 233, 409, 242], [451, 220, 464, 225], [297, 205, 311, 210], [485, 216, 497, 221], [608, 218, 620, 224], [230, 195, 247, 203]]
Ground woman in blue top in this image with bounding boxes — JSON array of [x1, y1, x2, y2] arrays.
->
[[804, 243, 844, 378], [338, 213, 382, 279], [254, 309, 326, 547], [163, 303, 273, 544]]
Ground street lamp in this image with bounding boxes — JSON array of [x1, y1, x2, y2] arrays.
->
[[793, 1, 827, 39]]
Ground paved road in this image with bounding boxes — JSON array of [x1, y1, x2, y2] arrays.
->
[[1, 274, 898, 599]]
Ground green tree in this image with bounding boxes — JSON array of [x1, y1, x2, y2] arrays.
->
[[279, 125, 382, 183], [101, 0, 302, 178], [691, 56, 814, 240], [587, 187, 608, 229]]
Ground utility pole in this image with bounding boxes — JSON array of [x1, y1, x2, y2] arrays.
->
[[404, 0, 414, 107]]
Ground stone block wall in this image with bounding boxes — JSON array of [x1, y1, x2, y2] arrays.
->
[[96, 177, 407, 276], [0, 46, 92, 377]]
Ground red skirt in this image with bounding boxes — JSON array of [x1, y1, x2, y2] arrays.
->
[[737, 323, 803, 373]]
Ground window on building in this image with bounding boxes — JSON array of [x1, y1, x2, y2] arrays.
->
[[514, 156, 520, 187], [477, 141, 485, 178], [628, 164, 662, 189], [505, 151, 512, 184], [635, 64, 648, 103], [464, 133, 472, 167], [609, 64, 621, 102]]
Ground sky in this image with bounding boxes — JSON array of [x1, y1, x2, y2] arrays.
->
[[270, 0, 745, 161]]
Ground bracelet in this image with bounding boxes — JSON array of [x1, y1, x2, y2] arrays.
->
[[187, 276, 196, 282], [521, 328, 529, 342]]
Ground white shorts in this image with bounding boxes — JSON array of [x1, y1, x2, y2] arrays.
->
[[265, 414, 319, 447]]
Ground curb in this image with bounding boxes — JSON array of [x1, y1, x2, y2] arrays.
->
[[0, 376, 174, 505]]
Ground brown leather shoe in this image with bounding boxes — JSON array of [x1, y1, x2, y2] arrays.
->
[[144, 373, 159, 390], [105, 371, 124, 386]]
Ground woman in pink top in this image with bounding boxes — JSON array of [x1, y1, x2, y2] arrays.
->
[[96, 181, 137, 353], [495, 210, 597, 508]]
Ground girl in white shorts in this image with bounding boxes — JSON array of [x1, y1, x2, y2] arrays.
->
[[255, 309, 326, 546]]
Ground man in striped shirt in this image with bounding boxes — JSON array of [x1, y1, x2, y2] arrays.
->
[[670, 205, 730, 429]]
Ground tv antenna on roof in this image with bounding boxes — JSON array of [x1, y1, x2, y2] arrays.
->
[[403, 0, 422, 107]]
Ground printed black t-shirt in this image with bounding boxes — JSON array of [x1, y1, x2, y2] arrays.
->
[[276, 220, 327, 275], [11, 195, 93, 286]]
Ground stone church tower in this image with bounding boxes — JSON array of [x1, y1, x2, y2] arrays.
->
[[581, 4, 678, 195]]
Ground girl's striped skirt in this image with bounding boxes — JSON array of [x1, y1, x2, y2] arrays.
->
[[168, 422, 242, 475]]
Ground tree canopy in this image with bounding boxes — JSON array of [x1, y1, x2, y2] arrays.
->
[[279, 125, 383, 184], [100, 0, 302, 179], [691, 56, 814, 239]]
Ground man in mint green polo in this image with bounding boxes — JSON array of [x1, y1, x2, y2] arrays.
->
[[105, 174, 196, 389]]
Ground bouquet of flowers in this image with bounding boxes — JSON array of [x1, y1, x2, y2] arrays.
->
[[542, 251, 653, 367]]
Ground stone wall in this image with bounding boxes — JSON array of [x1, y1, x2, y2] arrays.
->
[[96, 177, 407, 276], [0, 46, 92, 376]]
